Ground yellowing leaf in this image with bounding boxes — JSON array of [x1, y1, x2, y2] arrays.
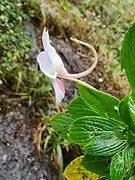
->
[[63, 156, 99, 180]]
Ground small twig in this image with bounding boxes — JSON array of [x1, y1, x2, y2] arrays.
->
[[37, 124, 46, 153], [15, 72, 22, 92]]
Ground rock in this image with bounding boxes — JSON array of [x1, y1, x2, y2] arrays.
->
[[0, 111, 58, 180]]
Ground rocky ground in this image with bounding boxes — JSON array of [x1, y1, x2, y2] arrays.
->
[[0, 106, 58, 180]]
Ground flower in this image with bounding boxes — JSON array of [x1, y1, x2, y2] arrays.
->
[[37, 28, 97, 105]]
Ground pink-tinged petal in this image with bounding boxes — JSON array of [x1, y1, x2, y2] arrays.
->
[[37, 51, 56, 79], [56, 78, 65, 94], [52, 79, 65, 105]]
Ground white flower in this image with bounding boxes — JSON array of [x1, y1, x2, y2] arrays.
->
[[37, 28, 97, 105]]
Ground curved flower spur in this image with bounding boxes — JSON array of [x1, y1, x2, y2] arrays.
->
[[37, 28, 97, 105]]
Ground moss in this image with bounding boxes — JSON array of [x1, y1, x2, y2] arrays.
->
[[0, 0, 51, 112]]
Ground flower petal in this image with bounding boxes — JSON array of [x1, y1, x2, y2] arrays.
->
[[42, 28, 50, 50], [48, 49, 68, 75], [42, 28, 57, 53], [42, 28, 68, 76], [37, 51, 56, 79], [56, 78, 65, 94], [52, 79, 65, 105]]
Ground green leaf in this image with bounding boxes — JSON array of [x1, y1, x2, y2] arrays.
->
[[129, 94, 135, 128], [67, 96, 97, 119], [119, 95, 133, 128], [69, 116, 125, 145], [51, 113, 74, 139], [119, 93, 135, 132], [83, 132, 127, 156], [110, 147, 135, 180], [121, 23, 135, 90], [78, 83, 121, 121], [82, 154, 109, 176], [63, 156, 99, 180]]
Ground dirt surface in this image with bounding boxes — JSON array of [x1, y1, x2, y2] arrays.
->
[[0, 107, 58, 180]]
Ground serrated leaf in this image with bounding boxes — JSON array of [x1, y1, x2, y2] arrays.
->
[[82, 154, 109, 176], [51, 113, 74, 139], [110, 147, 135, 180], [67, 96, 97, 119], [63, 156, 99, 180], [83, 132, 127, 156], [121, 23, 135, 90], [69, 116, 125, 145], [78, 83, 121, 121]]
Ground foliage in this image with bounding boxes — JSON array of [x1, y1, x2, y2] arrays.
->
[[0, 0, 51, 110], [64, 156, 99, 180], [0, 0, 31, 75], [47, 0, 134, 66], [51, 23, 135, 179]]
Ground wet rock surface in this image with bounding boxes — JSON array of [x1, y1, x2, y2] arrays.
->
[[0, 110, 58, 180]]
